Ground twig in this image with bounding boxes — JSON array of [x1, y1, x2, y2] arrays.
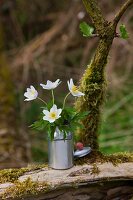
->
[[113, 0, 133, 26], [88, 33, 120, 38], [89, 34, 99, 38]]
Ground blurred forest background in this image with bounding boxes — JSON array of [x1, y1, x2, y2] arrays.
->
[[0, 0, 133, 169]]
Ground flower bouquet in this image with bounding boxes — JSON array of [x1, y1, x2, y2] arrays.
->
[[24, 78, 87, 169]]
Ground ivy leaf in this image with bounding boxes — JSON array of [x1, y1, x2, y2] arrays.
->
[[119, 24, 129, 39], [79, 22, 94, 37]]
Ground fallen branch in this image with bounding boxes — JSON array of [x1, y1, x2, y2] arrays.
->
[[0, 162, 133, 199]]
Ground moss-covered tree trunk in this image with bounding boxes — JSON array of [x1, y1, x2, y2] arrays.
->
[[75, 0, 133, 150], [0, 22, 30, 169], [76, 24, 115, 150]]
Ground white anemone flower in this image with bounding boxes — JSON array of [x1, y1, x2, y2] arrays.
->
[[40, 79, 61, 90], [43, 104, 62, 123], [67, 79, 85, 97], [24, 85, 38, 101]]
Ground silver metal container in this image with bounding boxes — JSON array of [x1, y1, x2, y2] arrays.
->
[[48, 128, 73, 169]]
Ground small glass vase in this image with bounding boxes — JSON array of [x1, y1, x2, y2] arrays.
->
[[48, 127, 73, 169]]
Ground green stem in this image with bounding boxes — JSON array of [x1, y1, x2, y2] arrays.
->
[[62, 92, 71, 109], [37, 97, 47, 106], [52, 90, 54, 105]]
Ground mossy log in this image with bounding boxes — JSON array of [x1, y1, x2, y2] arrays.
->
[[0, 162, 133, 200]]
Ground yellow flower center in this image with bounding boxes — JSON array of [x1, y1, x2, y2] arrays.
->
[[72, 85, 78, 93], [50, 112, 56, 119], [31, 90, 35, 95]]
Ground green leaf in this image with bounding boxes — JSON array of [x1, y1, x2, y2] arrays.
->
[[47, 124, 56, 141], [30, 119, 48, 131], [72, 111, 89, 121], [79, 22, 94, 37], [119, 24, 129, 39], [63, 131, 67, 141]]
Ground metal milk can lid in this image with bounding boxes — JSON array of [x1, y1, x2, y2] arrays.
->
[[74, 147, 91, 158]]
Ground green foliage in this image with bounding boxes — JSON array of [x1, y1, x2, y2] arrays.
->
[[100, 79, 133, 154], [31, 107, 88, 141], [119, 24, 129, 39], [79, 22, 94, 37], [30, 118, 48, 131]]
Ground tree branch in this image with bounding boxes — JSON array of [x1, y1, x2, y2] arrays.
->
[[88, 33, 120, 38], [82, 0, 107, 34], [113, 0, 133, 26]]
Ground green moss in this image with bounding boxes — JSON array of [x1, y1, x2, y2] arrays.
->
[[75, 151, 133, 166], [68, 163, 100, 177], [2, 177, 50, 200], [90, 163, 100, 175], [0, 164, 48, 184], [75, 61, 107, 150], [75, 25, 115, 150], [82, 0, 108, 35]]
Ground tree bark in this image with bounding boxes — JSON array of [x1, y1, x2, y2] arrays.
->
[[75, 0, 133, 150]]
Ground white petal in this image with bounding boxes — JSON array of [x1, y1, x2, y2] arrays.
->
[[24, 92, 29, 98], [41, 80, 61, 90], [51, 79, 61, 89], [40, 83, 45, 88], [43, 116, 50, 121], [70, 79, 74, 88], [40, 84, 50, 90], [48, 118, 56, 123], [24, 98, 32, 101], [54, 79, 61, 86], [47, 80, 52, 85], [44, 86, 50, 89], [55, 79, 60, 84], [43, 115, 56, 123], [77, 91, 85, 96], [30, 85, 35, 90], [50, 104, 57, 113], [43, 110, 50, 115], [56, 115, 61, 120], [47, 80, 53, 88], [35, 91, 38, 98], [57, 108, 62, 116], [71, 91, 84, 97]]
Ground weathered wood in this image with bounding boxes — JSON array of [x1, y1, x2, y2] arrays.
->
[[0, 162, 133, 199]]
